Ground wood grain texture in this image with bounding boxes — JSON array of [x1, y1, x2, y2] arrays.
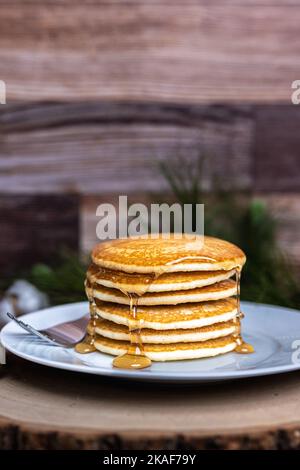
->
[[254, 106, 300, 192], [0, 102, 254, 194], [260, 193, 300, 272], [2, 355, 300, 449], [0, 195, 79, 276], [0, 2, 299, 103]]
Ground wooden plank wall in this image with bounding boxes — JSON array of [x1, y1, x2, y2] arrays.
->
[[2, 104, 300, 274], [0, 1, 299, 103], [0, 103, 254, 194], [0, 1, 299, 276], [0, 195, 79, 276]]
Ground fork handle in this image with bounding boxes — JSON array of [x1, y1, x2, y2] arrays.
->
[[6, 312, 58, 345]]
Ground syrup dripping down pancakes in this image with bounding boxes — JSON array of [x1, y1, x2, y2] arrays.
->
[[76, 235, 254, 368]]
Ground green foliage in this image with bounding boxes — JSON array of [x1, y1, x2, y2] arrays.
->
[[159, 154, 205, 205], [160, 156, 300, 308], [28, 253, 87, 305], [235, 201, 300, 308]]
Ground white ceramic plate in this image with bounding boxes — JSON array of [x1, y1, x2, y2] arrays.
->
[[1, 301, 300, 383]]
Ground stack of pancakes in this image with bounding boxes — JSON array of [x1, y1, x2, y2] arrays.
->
[[85, 236, 246, 362]]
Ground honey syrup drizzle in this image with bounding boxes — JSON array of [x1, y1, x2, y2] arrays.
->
[[75, 282, 97, 354], [76, 253, 253, 366], [112, 293, 152, 369], [234, 267, 254, 354]]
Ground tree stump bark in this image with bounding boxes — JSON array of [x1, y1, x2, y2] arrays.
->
[[1, 355, 300, 450]]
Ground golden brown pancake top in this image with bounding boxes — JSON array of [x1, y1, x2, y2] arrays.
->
[[87, 264, 235, 293], [91, 236, 246, 274], [94, 298, 237, 323], [89, 317, 239, 337], [87, 278, 237, 306], [94, 334, 237, 352]]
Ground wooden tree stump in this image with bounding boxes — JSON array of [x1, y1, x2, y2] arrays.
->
[[1, 355, 300, 449]]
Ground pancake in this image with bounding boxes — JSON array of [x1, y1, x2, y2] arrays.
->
[[94, 298, 238, 330], [92, 235, 246, 274], [78, 235, 250, 365], [94, 334, 237, 361], [87, 279, 237, 306], [88, 317, 239, 344], [87, 264, 236, 294]]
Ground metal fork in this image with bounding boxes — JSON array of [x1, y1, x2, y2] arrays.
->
[[6, 312, 89, 348]]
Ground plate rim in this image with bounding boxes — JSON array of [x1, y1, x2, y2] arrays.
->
[[2, 300, 300, 382]]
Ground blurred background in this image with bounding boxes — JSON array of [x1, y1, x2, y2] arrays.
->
[[0, 1, 300, 314]]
